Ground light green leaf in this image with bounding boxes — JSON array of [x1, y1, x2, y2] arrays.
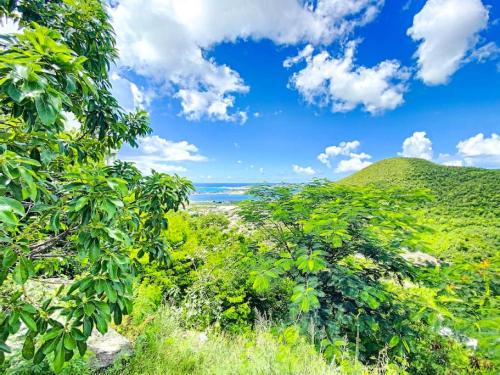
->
[[388, 335, 400, 348], [0, 197, 25, 216], [20, 311, 37, 332]]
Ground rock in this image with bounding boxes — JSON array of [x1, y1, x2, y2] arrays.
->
[[87, 328, 133, 369], [402, 251, 440, 266]]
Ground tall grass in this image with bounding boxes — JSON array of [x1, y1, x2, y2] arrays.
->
[[107, 306, 403, 375]]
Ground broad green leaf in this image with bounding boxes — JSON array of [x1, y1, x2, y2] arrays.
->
[[2, 248, 17, 268], [63, 334, 76, 350], [20, 311, 37, 332], [0, 342, 11, 353], [22, 336, 35, 360], [84, 303, 95, 316], [77, 341, 87, 357], [94, 314, 107, 334], [0, 197, 25, 216], [35, 94, 60, 126], [53, 339, 65, 373], [13, 263, 28, 284], [0, 209, 18, 226]]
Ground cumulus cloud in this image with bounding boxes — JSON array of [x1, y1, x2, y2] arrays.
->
[[407, 0, 489, 85], [118, 135, 206, 175], [176, 88, 248, 123], [318, 140, 361, 167], [318, 140, 372, 172], [457, 133, 500, 157], [110, 0, 383, 121], [288, 41, 410, 114], [456, 133, 500, 167], [399, 131, 433, 160], [120, 157, 188, 175], [292, 164, 316, 175], [284, 44, 315, 68], [110, 73, 151, 112], [334, 157, 372, 172], [137, 135, 207, 162]]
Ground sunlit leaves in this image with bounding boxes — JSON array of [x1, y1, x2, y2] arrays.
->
[[295, 250, 327, 273], [0, 1, 192, 372], [241, 182, 441, 363], [0, 196, 24, 226], [291, 283, 322, 312]]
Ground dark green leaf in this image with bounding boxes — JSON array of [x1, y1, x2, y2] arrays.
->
[[22, 336, 35, 360]]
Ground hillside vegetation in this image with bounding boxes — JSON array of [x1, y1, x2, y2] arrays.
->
[[341, 157, 499, 365], [341, 157, 500, 218]]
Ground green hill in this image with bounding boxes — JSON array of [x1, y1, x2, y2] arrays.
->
[[340, 157, 500, 218], [342, 158, 499, 365]]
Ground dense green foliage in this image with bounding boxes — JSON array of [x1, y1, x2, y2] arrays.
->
[[1, 2, 497, 374], [239, 183, 477, 373], [342, 157, 500, 218], [342, 157, 499, 369], [0, 1, 192, 372]]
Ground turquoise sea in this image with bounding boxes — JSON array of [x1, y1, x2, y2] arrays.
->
[[190, 183, 255, 202]]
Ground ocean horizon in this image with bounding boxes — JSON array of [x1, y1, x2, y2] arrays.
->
[[190, 182, 266, 202]]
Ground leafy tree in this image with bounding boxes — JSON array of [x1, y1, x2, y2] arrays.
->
[[240, 182, 457, 367], [342, 157, 500, 368], [0, 1, 192, 372]]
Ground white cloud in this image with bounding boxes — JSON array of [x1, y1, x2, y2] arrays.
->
[[437, 153, 464, 166], [317, 140, 372, 173], [138, 135, 207, 162], [120, 156, 188, 175], [466, 42, 500, 63], [176, 88, 248, 123], [292, 164, 316, 175], [284, 44, 315, 68], [457, 133, 500, 157], [110, 0, 383, 121], [288, 41, 409, 114], [110, 73, 151, 112], [259, 167, 264, 173], [456, 133, 500, 167], [442, 160, 464, 167], [118, 135, 206, 175], [407, 0, 489, 85], [433, 134, 500, 168], [334, 157, 372, 172], [318, 140, 361, 167], [399, 131, 433, 160]]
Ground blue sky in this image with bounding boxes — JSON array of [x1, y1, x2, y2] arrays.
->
[[111, 0, 500, 182]]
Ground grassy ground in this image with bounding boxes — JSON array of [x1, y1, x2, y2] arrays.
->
[[105, 307, 400, 375]]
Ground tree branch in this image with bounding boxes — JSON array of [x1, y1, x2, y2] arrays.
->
[[28, 229, 74, 258]]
